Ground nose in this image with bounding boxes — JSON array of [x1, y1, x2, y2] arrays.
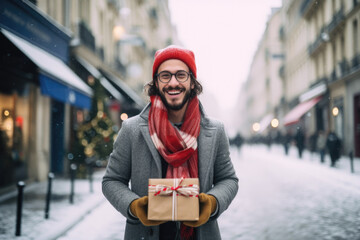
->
[[167, 74, 178, 86]]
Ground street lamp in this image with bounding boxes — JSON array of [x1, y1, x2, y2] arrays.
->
[[332, 107, 339, 116], [252, 122, 260, 132], [271, 118, 279, 128], [113, 25, 125, 41]]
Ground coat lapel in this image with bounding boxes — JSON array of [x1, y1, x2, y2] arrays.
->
[[139, 103, 162, 176], [139, 124, 162, 175], [198, 123, 216, 191]]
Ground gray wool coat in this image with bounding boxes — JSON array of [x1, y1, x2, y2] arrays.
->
[[102, 103, 238, 240]]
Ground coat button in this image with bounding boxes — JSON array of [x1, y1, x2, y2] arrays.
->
[[149, 228, 153, 236]]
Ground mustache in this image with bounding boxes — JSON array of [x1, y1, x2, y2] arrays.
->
[[162, 86, 185, 92]]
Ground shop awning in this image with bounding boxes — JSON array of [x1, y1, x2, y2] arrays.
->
[[1, 28, 93, 109], [299, 83, 326, 102], [99, 69, 145, 108], [75, 56, 124, 102], [283, 96, 322, 126]]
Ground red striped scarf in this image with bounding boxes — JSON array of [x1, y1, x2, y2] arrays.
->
[[148, 95, 200, 178], [148, 95, 201, 239]]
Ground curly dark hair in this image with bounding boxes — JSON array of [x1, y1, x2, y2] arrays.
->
[[144, 72, 203, 98]]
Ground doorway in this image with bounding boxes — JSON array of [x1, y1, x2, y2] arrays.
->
[[51, 99, 65, 173]]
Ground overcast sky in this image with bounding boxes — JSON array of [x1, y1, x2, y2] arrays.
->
[[168, 0, 282, 118]]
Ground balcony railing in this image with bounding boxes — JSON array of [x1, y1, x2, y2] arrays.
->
[[308, 26, 327, 56], [300, 0, 317, 18], [338, 59, 350, 77], [330, 59, 350, 83], [327, 7, 345, 35], [351, 54, 360, 70], [316, 77, 329, 86]]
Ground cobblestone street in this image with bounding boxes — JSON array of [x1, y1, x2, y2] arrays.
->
[[219, 145, 360, 240]]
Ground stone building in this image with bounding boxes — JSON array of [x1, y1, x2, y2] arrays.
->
[[240, 0, 360, 157]]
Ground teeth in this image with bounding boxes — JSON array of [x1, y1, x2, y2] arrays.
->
[[167, 91, 181, 95]]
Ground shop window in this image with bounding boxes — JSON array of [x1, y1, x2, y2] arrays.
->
[[0, 87, 31, 187]]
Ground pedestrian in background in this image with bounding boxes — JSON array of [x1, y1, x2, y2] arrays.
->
[[316, 130, 327, 163], [308, 131, 318, 157], [295, 127, 305, 159], [326, 131, 342, 167], [281, 130, 292, 155], [102, 45, 238, 240], [232, 132, 244, 153]]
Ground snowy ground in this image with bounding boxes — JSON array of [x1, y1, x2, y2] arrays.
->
[[1, 144, 359, 240]]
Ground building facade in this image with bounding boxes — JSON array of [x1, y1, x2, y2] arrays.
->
[[0, 0, 175, 189], [240, 8, 284, 139], [240, 0, 360, 157]]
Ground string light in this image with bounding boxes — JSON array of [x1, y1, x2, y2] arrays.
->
[[120, 113, 128, 121]]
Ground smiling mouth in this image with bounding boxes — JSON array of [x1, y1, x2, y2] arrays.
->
[[164, 87, 184, 96], [167, 90, 182, 95]]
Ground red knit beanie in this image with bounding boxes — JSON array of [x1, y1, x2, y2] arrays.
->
[[152, 45, 197, 79]]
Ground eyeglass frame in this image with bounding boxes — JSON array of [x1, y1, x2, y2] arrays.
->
[[155, 70, 192, 83]]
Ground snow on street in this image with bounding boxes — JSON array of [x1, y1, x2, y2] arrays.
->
[[56, 145, 360, 240]]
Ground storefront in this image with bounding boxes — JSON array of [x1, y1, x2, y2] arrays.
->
[[282, 82, 328, 149], [0, 0, 92, 187], [0, 72, 33, 187]]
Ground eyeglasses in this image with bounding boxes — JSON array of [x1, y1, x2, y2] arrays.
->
[[156, 70, 191, 83]]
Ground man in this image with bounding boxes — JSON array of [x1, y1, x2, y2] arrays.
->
[[102, 45, 238, 240], [295, 127, 305, 159], [326, 131, 342, 167]]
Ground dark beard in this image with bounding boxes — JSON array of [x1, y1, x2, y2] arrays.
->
[[158, 87, 192, 111]]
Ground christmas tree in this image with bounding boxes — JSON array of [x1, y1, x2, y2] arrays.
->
[[74, 76, 117, 171]]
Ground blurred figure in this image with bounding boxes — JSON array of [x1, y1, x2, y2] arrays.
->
[[232, 132, 244, 152], [316, 130, 326, 163], [326, 131, 342, 167], [282, 131, 292, 155], [295, 127, 305, 159], [308, 132, 318, 156]]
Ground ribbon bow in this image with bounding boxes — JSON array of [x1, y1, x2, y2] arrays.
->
[[149, 178, 199, 197]]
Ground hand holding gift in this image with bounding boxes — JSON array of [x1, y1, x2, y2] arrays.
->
[[183, 193, 217, 227], [130, 196, 166, 226]]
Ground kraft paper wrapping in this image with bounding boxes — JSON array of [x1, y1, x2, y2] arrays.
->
[[148, 178, 199, 221]]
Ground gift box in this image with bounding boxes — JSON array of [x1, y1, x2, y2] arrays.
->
[[148, 178, 199, 221]]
